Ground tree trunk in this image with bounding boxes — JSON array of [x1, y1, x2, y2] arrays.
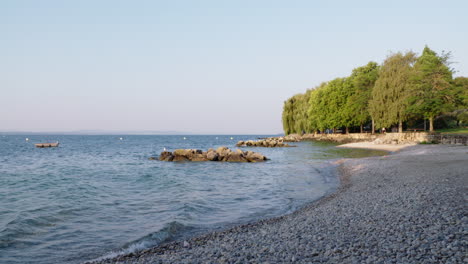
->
[[346, 127, 349, 134], [371, 118, 375, 134], [398, 120, 403, 133], [429, 116, 434, 132], [360, 122, 363, 134]]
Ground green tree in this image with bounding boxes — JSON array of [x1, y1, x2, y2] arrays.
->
[[324, 78, 347, 131], [293, 90, 313, 134], [308, 83, 328, 132], [369, 52, 416, 132], [452, 76, 468, 125], [344, 62, 379, 133], [335, 78, 355, 133], [282, 92, 313, 135], [282, 96, 296, 135], [408, 46, 454, 131]]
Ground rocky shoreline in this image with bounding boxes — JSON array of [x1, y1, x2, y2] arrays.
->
[[90, 145, 467, 263], [283, 132, 468, 145], [235, 137, 295, 148]]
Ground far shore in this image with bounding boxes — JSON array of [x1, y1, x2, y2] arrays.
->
[[336, 141, 417, 152]]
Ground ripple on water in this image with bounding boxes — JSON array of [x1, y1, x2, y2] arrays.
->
[[0, 136, 384, 264]]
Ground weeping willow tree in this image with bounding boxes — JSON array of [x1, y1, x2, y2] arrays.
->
[[293, 90, 313, 134], [282, 92, 312, 135], [282, 96, 297, 135], [369, 52, 416, 132]]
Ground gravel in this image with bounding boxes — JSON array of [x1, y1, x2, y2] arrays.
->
[[90, 145, 468, 264]]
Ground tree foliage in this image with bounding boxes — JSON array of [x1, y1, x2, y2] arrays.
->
[[281, 47, 466, 135], [452, 77, 468, 124], [407, 46, 453, 131], [369, 52, 416, 132], [346, 62, 379, 131]]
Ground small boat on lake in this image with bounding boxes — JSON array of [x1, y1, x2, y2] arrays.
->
[[35, 142, 59, 148]]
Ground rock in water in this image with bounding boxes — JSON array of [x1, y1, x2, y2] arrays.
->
[[155, 147, 268, 162], [206, 150, 219, 161], [245, 151, 267, 162], [158, 151, 174, 161], [225, 152, 247, 162], [191, 153, 208, 162], [236, 137, 295, 148]]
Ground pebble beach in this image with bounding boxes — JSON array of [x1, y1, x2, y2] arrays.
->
[[93, 144, 467, 264]]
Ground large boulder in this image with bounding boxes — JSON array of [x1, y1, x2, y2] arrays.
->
[[173, 149, 190, 156], [173, 155, 190, 162], [225, 152, 247, 162], [216, 146, 231, 159], [206, 150, 219, 161], [159, 151, 174, 161], [245, 151, 267, 162], [284, 134, 301, 142], [216, 146, 228, 153], [173, 149, 203, 159], [191, 153, 208, 161]]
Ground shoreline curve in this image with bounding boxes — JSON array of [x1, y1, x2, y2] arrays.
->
[[90, 144, 467, 263], [336, 141, 417, 152]]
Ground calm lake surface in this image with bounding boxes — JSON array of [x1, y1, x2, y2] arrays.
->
[[0, 135, 386, 263]]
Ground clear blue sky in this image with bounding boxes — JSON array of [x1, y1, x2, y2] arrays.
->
[[1, 0, 467, 134]]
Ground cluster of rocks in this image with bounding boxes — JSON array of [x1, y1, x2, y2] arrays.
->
[[236, 138, 295, 148], [283, 134, 302, 142], [155, 147, 268, 162]]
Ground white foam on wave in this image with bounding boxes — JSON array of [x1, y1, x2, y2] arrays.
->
[[89, 239, 157, 262], [87, 221, 185, 263]]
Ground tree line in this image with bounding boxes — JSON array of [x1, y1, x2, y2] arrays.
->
[[282, 46, 468, 135]]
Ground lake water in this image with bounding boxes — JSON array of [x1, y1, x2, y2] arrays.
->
[[0, 135, 386, 263]]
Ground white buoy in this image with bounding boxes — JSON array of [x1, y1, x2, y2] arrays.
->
[[230, 137, 233, 140], [119, 137, 123, 140], [25, 138, 29, 141], [183, 137, 186, 140], [163, 147, 167, 151]]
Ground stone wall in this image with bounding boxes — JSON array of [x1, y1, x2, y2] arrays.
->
[[298, 133, 378, 143], [427, 134, 468, 145], [287, 132, 467, 145]]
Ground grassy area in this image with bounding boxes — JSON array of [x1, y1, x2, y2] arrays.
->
[[435, 128, 468, 134]]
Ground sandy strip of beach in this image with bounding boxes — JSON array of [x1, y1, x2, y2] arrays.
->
[[337, 141, 417, 152], [91, 145, 467, 264]]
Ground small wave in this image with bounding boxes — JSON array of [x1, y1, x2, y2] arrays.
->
[[89, 221, 189, 262]]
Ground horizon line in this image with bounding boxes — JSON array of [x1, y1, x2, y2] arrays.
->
[[0, 130, 283, 136]]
